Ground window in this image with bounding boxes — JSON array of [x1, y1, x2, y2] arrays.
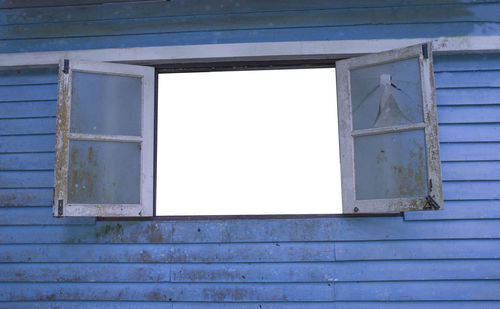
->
[[336, 44, 443, 213], [53, 43, 443, 217], [156, 68, 342, 216], [53, 60, 154, 217]]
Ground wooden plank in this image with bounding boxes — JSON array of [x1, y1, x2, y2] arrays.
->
[[0, 263, 170, 282], [333, 217, 500, 241], [1, 22, 497, 54], [438, 124, 500, 142], [0, 84, 57, 102], [0, 0, 141, 9], [336, 239, 500, 260], [438, 105, 500, 124], [173, 302, 500, 309], [4, 4, 500, 40], [443, 181, 500, 200], [0, 171, 53, 188], [0, 100, 56, 118], [435, 71, 500, 88], [436, 88, 500, 106], [0, 282, 335, 301], [2, 260, 498, 283], [0, 117, 55, 135], [171, 263, 335, 283], [171, 218, 335, 243], [0, 68, 57, 85], [442, 161, 500, 180], [0, 243, 335, 263], [0, 188, 53, 206], [3, 217, 500, 243], [1, 301, 499, 309], [440, 142, 500, 161], [171, 260, 500, 282], [434, 54, 500, 72], [0, 303, 172, 309], [0, 134, 55, 153], [0, 152, 54, 170], [0, 207, 94, 225], [0, 222, 174, 244], [404, 200, 500, 220], [335, 280, 500, 301], [1, 0, 493, 25]]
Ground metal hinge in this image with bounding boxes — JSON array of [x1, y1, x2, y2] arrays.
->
[[57, 199, 64, 217], [424, 195, 440, 210], [62, 59, 70, 74], [422, 44, 429, 59]]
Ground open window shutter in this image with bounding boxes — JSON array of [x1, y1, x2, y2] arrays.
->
[[53, 60, 154, 217], [336, 43, 443, 214]]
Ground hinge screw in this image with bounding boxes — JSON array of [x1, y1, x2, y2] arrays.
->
[[354, 207, 359, 213]]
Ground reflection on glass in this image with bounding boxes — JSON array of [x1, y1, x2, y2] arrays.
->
[[351, 58, 423, 130], [354, 130, 428, 200], [70, 71, 142, 136], [67, 140, 140, 204]]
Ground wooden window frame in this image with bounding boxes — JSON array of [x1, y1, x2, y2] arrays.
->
[[336, 43, 443, 214], [53, 59, 155, 217]]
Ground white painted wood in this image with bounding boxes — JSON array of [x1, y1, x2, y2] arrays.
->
[[140, 61, 155, 217], [67, 133, 142, 143], [421, 44, 444, 209], [53, 59, 72, 217], [64, 204, 144, 217], [336, 43, 443, 214], [53, 59, 155, 217], [1, 36, 499, 70], [351, 122, 426, 137]]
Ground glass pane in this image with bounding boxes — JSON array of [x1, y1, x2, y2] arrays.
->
[[70, 71, 142, 136], [67, 140, 140, 204], [354, 130, 427, 200], [351, 57, 423, 130]]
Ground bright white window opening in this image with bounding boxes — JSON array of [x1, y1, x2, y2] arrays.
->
[[157, 68, 341, 215]]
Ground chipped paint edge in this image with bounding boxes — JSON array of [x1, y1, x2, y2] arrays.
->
[[53, 59, 71, 217]]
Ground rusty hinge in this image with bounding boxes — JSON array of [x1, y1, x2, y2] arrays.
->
[[62, 59, 70, 74], [57, 199, 64, 217], [424, 195, 440, 210], [422, 44, 429, 59]]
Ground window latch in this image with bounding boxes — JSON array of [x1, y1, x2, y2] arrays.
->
[[62, 59, 70, 74], [424, 195, 440, 210]]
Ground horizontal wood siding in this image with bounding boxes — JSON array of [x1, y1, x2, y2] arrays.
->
[[1, 1, 500, 52], [1, 2, 500, 307]]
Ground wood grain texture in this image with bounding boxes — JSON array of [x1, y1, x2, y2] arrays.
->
[[0, 243, 336, 263]]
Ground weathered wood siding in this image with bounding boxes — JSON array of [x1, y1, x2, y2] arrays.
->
[[1, 0, 500, 53], [1, 1, 500, 307]]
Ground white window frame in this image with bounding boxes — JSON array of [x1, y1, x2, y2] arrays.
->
[[53, 59, 155, 217], [336, 43, 443, 214]]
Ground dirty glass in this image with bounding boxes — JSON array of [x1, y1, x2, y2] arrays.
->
[[350, 57, 423, 130], [67, 140, 140, 204], [70, 71, 142, 136], [354, 129, 427, 200]]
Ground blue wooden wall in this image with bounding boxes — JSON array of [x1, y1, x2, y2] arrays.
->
[[1, 1, 500, 307]]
